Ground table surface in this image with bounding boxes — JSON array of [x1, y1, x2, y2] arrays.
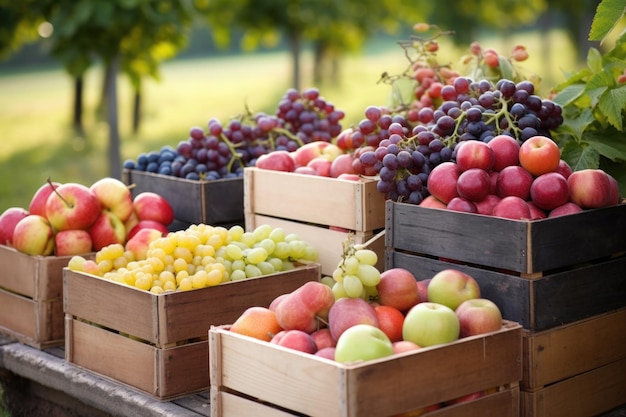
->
[[1, 334, 625, 417]]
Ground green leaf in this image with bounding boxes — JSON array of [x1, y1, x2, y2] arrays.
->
[[588, 0, 626, 43], [586, 47, 604, 73], [585, 129, 626, 162], [557, 108, 596, 139], [497, 56, 514, 82], [598, 86, 626, 130], [561, 141, 601, 170], [552, 84, 585, 107]]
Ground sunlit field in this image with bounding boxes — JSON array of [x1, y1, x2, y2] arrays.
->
[[0, 29, 579, 213]]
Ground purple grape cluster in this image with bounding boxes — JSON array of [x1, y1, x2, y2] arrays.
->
[[357, 77, 564, 204], [123, 87, 345, 180]]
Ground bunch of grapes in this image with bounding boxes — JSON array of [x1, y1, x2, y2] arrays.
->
[[326, 236, 381, 301], [355, 77, 564, 205], [68, 223, 318, 294], [123, 87, 345, 181]]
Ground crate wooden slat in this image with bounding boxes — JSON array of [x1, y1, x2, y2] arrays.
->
[[64, 264, 320, 399], [523, 307, 626, 390], [386, 250, 626, 332], [0, 245, 91, 349], [246, 214, 385, 276], [521, 357, 626, 417], [243, 167, 386, 232], [123, 169, 244, 225], [209, 321, 522, 417], [386, 201, 626, 275]]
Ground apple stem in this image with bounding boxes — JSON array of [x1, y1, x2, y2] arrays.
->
[[315, 315, 329, 326], [47, 177, 74, 208]]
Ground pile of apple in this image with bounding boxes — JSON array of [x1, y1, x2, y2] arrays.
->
[[228, 264, 503, 410], [0, 177, 175, 257], [254, 141, 368, 181], [423, 135, 622, 219]]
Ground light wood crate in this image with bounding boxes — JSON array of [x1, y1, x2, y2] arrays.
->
[[64, 264, 320, 400], [0, 244, 93, 349], [209, 321, 522, 417]]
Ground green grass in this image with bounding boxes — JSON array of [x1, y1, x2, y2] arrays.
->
[[0, 30, 579, 214]]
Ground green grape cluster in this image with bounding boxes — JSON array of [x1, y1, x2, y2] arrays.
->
[[68, 223, 318, 294], [328, 237, 381, 300]]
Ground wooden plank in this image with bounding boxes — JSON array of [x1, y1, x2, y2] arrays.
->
[[0, 288, 38, 341], [210, 322, 521, 417], [523, 308, 626, 389], [521, 357, 626, 417], [387, 250, 626, 331]]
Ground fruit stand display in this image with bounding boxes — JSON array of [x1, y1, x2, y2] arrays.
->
[[244, 166, 386, 275], [64, 263, 321, 400]]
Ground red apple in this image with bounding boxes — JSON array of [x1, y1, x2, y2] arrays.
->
[[392, 340, 421, 354], [427, 161, 460, 204], [492, 196, 531, 220], [416, 279, 430, 303], [455, 298, 503, 338], [12, 215, 55, 256], [329, 154, 356, 178], [456, 168, 490, 202], [447, 390, 485, 405], [556, 159, 573, 179], [527, 202, 548, 220], [548, 202, 584, 218], [487, 134, 520, 171], [530, 172, 570, 211], [474, 194, 501, 216], [133, 192, 174, 226], [454, 140, 495, 172], [88, 210, 127, 251], [310, 328, 336, 350], [567, 169, 619, 209], [519, 135, 561, 176], [294, 166, 318, 176], [291, 141, 327, 167], [314, 346, 336, 360], [307, 156, 332, 177], [274, 281, 336, 333], [496, 165, 534, 200], [0, 207, 29, 246], [55, 229, 93, 256], [446, 196, 478, 213], [125, 227, 163, 260], [89, 177, 134, 222], [418, 195, 447, 209], [427, 269, 481, 311], [270, 329, 318, 354], [28, 181, 61, 217], [255, 150, 296, 172], [328, 297, 379, 341], [374, 305, 405, 342], [45, 182, 102, 231], [336, 173, 361, 181], [127, 219, 169, 239], [376, 268, 420, 312], [488, 171, 499, 194], [269, 293, 289, 312]]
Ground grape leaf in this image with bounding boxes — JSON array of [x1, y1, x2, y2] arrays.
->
[[585, 129, 626, 162], [561, 141, 600, 170], [557, 108, 596, 139], [587, 47, 604, 73], [497, 56, 514, 82], [598, 85, 626, 130], [552, 84, 585, 107], [588, 0, 626, 43]]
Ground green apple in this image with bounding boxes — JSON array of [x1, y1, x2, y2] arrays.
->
[[402, 302, 460, 347], [427, 269, 481, 311], [334, 324, 394, 364]]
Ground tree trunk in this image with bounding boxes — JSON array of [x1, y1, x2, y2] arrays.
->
[[98, 64, 113, 122], [73, 76, 84, 136], [106, 54, 121, 179], [133, 81, 141, 134], [288, 30, 301, 90]]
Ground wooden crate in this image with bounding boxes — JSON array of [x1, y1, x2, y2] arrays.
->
[[386, 200, 626, 276], [123, 169, 244, 225], [386, 251, 626, 332], [209, 321, 522, 417], [0, 244, 92, 349], [64, 263, 320, 400], [243, 167, 386, 232], [244, 167, 386, 275]]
